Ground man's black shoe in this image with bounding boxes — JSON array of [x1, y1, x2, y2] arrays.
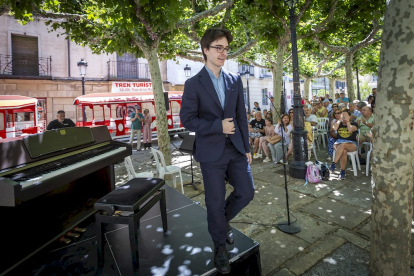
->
[[214, 245, 231, 274], [226, 223, 234, 245]]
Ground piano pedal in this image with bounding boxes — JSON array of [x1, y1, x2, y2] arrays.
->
[[59, 236, 71, 245], [74, 227, 86, 233], [67, 232, 80, 239]]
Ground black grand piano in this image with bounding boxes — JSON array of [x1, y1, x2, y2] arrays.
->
[[0, 126, 131, 274]]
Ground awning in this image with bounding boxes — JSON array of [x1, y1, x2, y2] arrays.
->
[[0, 95, 38, 110]]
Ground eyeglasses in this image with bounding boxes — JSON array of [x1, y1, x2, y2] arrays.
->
[[289, 112, 293, 114], [334, 112, 341, 115], [210, 46, 231, 54], [332, 106, 338, 108]]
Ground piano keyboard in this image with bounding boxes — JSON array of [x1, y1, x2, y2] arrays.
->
[[18, 146, 126, 189]]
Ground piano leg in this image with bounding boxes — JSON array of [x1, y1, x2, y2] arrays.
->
[[128, 217, 139, 272], [95, 212, 105, 267]]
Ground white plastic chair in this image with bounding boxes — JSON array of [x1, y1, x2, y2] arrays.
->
[[316, 118, 329, 149], [151, 147, 184, 194], [357, 129, 371, 155], [333, 149, 361, 176], [124, 156, 154, 180]]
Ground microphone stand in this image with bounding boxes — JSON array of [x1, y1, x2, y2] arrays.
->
[[267, 96, 301, 234]]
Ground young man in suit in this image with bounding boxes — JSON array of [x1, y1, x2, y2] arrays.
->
[[180, 28, 254, 274]]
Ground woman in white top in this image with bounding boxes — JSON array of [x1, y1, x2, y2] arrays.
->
[[268, 114, 293, 164]]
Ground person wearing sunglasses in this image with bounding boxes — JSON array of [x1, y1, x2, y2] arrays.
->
[[329, 104, 339, 120], [329, 109, 358, 180], [327, 110, 342, 160]]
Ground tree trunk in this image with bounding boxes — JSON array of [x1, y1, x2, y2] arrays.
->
[[303, 77, 311, 100], [143, 47, 172, 165], [272, 44, 285, 122], [370, 1, 414, 274], [345, 52, 355, 102], [329, 77, 335, 99]]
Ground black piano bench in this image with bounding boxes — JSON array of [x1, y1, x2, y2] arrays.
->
[[94, 177, 167, 272]]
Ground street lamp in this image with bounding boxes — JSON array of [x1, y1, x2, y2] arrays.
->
[[244, 69, 251, 112], [284, 0, 308, 179], [184, 64, 191, 79], [77, 58, 88, 124]]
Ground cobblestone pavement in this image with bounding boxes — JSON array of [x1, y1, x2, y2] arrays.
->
[[114, 136, 382, 275]]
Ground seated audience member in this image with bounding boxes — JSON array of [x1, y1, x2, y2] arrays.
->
[[249, 111, 265, 157], [304, 105, 318, 126], [327, 110, 342, 160], [311, 102, 318, 115], [265, 111, 273, 121], [329, 109, 358, 180], [357, 106, 374, 143], [252, 102, 261, 115], [325, 94, 330, 101], [318, 96, 324, 103], [315, 101, 328, 118], [334, 92, 340, 102], [255, 118, 275, 162], [323, 99, 332, 114], [365, 87, 376, 110], [288, 108, 294, 126], [329, 103, 338, 119], [268, 114, 292, 164], [285, 121, 313, 161], [262, 109, 268, 118], [47, 110, 76, 130], [336, 90, 350, 104], [356, 101, 367, 113], [247, 112, 252, 123], [348, 102, 360, 122]]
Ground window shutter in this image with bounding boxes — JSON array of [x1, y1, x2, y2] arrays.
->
[[12, 35, 39, 76], [116, 53, 138, 79]]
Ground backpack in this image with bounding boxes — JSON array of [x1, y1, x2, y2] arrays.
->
[[304, 162, 322, 185]]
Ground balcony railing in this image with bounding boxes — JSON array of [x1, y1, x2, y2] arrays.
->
[[107, 60, 150, 80], [0, 55, 52, 77]]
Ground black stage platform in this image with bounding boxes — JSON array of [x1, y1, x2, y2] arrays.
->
[[6, 185, 261, 276]]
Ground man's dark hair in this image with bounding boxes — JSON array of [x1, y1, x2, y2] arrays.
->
[[57, 110, 65, 114], [200, 28, 233, 62]]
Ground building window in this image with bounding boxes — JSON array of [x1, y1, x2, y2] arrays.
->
[[335, 81, 345, 89], [11, 35, 39, 76], [115, 53, 149, 79], [260, 68, 272, 78], [262, 89, 268, 106], [238, 64, 254, 76]]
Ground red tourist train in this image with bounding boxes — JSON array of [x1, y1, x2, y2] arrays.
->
[[73, 91, 187, 139], [0, 95, 45, 139]]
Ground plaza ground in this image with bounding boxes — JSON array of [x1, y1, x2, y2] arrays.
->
[[115, 136, 414, 276]]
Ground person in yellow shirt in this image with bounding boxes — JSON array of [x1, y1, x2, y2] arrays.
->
[[315, 101, 328, 118]]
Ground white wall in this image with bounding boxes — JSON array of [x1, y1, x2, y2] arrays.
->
[[0, 15, 116, 79]]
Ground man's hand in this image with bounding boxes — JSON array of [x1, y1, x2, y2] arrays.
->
[[361, 117, 367, 124], [246, 152, 252, 164], [222, 118, 235, 134]]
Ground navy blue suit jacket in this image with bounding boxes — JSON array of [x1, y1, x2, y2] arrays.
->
[[180, 67, 250, 163]]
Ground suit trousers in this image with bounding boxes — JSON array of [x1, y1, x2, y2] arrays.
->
[[200, 138, 255, 248]]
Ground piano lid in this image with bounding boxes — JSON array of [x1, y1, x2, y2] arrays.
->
[[22, 127, 95, 159]]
